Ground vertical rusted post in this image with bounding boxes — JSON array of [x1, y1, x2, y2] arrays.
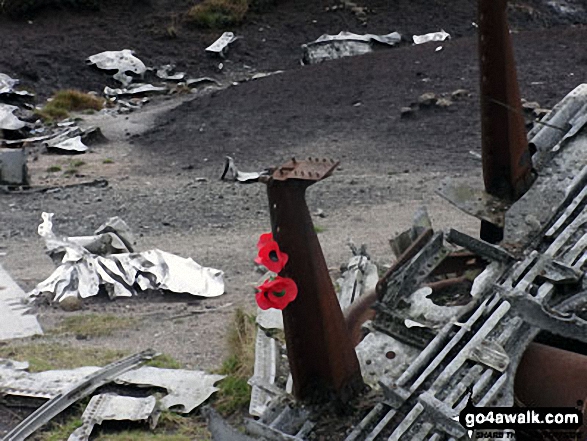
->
[[478, 0, 534, 242], [263, 158, 364, 402]]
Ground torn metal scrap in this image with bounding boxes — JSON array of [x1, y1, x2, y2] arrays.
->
[[221, 156, 269, 183], [0, 362, 223, 416], [412, 30, 450, 44], [69, 394, 159, 441], [155, 64, 186, 81], [0, 73, 34, 97], [116, 366, 225, 413], [104, 83, 168, 97], [302, 31, 401, 65], [0, 263, 42, 341], [0, 103, 26, 130], [87, 49, 147, 86], [4, 349, 155, 441], [30, 213, 225, 303], [206, 32, 240, 57]]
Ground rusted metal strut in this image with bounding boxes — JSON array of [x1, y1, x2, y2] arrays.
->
[[262, 157, 364, 402], [478, 0, 534, 241]]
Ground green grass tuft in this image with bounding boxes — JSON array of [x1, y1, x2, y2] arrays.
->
[[186, 0, 248, 28], [36, 89, 104, 122], [213, 308, 256, 416], [46, 165, 62, 173], [146, 353, 184, 369], [313, 225, 326, 233]]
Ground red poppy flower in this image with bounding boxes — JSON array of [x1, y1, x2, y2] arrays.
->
[[257, 232, 274, 250], [255, 233, 288, 273], [255, 276, 298, 310]]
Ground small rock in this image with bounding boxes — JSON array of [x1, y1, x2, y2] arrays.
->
[[314, 208, 326, 218], [59, 296, 82, 311], [418, 92, 437, 107]]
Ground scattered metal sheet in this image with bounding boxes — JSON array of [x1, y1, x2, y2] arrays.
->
[[302, 31, 401, 64], [256, 307, 283, 330], [68, 394, 159, 441], [0, 73, 34, 97], [104, 83, 168, 96], [30, 213, 225, 303], [0, 366, 101, 401], [4, 349, 155, 441], [221, 156, 267, 183], [116, 366, 225, 413], [413, 30, 450, 44], [0, 263, 43, 341], [206, 32, 239, 57], [0, 103, 26, 130], [185, 77, 221, 88], [0, 147, 28, 185], [87, 49, 147, 86], [155, 64, 186, 81], [46, 135, 88, 153], [248, 329, 279, 417]]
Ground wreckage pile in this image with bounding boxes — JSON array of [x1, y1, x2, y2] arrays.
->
[[209, 84, 587, 440], [0, 48, 223, 187]]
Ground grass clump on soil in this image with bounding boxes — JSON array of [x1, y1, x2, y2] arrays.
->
[[51, 313, 139, 338], [186, 0, 249, 28], [0, 342, 128, 372], [36, 89, 103, 122], [38, 412, 84, 441], [46, 165, 62, 173], [214, 308, 256, 416]]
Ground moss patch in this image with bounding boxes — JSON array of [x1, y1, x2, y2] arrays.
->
[[186, 0, 248, 28], [36, 89, 103, 122]]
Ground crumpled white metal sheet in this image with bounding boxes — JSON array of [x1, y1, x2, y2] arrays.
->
[[68, 394, 158, 441], [87, 49, 146, 86], [0, 263, 43, 341], [412, 30, 451, 44], [116, 366, 225, 413], [0, 73, 34, 96], [0, 104, 26, 131], [30, 213, 225, 303]]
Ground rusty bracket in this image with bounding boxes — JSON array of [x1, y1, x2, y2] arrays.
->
[[270, 156, 339, 182]]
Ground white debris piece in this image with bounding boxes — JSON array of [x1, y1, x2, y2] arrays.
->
[[69, 394, 159, 441], [0, 365, 100, 400], [302, 31, 401, 64], [104, 83, 168, 97], [30, 213, 225, 303], [205, 32, 239, 57], [413, 30, 451, 45], [0, 263, 43, 341], [116, 366, 225, 413], [87, 49, 147, 86], [0, 104, 26, 130], [47, 135, 88, 153], [156, 64, 186, 81], [0, 73, 33, 97]]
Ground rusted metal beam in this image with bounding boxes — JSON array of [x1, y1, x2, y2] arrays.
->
[[262, 157, 364, 402], [478, 0, 534, 200], [478, 0, 535, 242]]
